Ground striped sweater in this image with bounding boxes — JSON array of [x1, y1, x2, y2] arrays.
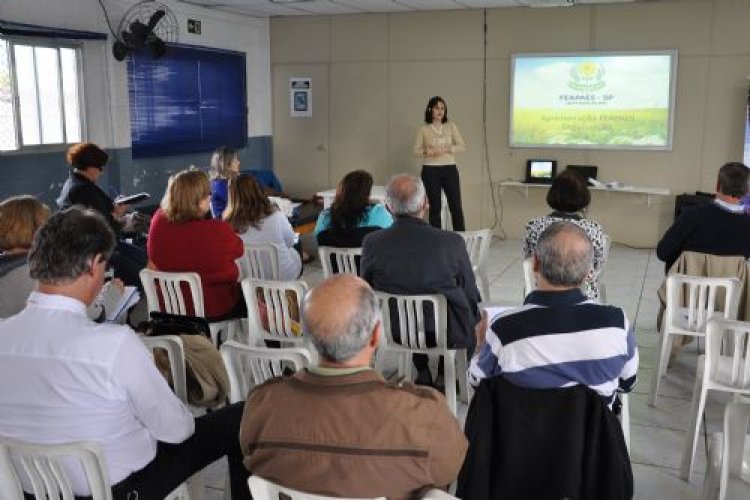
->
[[469, 288, 638, 408]]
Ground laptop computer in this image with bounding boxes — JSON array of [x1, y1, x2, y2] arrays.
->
[[525, 160, 557, 184], [566, 165, 599, 186]]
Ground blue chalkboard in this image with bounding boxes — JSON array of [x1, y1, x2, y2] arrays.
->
[[128, 43, 247, 158]]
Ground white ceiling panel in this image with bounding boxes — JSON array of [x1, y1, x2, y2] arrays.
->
[[333, 0, 413, 13], [176, 0, 641, 17], [396, 0, 467, 10]]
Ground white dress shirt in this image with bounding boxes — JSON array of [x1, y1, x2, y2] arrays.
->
[[0, 292, 194, 495]]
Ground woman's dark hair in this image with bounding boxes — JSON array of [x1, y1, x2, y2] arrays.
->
[[66, 143, 108, 171], [423, 96, 448, 124], [546, 170, 591, 213], [224, 174, 276, 232], [330, 170, 374, 230]]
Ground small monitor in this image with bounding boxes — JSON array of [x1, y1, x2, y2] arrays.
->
[[566, 165, 599, 186], [525, 160, 557, 184]]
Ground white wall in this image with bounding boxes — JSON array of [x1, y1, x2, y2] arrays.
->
[[0, 0, 272, 148], [269, 0, 750, 247]]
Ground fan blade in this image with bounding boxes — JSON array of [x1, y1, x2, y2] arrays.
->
[[146, 10, 166, 33]]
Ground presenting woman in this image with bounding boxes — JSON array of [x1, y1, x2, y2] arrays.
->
[[413, 96, 466, 231]]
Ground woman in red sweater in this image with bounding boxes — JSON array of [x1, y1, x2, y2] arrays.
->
[[148, 169, 245, 319]]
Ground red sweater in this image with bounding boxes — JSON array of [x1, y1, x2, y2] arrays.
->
[[148, 209, 244, 318]]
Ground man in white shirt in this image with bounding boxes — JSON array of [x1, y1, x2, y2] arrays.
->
[[0, 207, 250, 500]]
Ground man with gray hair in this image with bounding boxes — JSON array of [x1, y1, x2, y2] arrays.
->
[[361, 174, 480, 388], [469, 221, 638, 411], [0, 207, 251, 500], [239, 275, 467, 498]]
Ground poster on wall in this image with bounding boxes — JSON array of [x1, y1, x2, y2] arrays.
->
[[290, 78, 312, 118]]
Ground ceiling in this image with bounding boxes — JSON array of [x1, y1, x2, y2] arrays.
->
[[176, 0, 639, 18]]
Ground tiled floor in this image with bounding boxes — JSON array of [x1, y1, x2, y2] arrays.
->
[[201, 238, 749, 500]]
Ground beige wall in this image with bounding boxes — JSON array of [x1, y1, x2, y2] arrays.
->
[[271, 0, 750, 247]]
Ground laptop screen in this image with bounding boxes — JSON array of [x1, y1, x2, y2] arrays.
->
[[526, 160, 556, 183]]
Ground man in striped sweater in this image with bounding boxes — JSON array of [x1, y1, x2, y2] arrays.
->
[[469, 221, 638, 410]]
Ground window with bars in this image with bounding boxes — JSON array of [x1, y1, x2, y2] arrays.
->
[[0, 38, 84, 152]]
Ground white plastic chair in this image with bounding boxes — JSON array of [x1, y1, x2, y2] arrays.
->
[[139, 269, 238, 347], [421, 489, 460, 500], [681, 317, 750, 482], [522, 257, 535, 298], [374, 291, 469, 417], [139, 336, 194, 500], [0, 438, 111, 500], [701, 401, 750, 500], [0, 437, 188, 500], [457, 229, 492, 301], [649, 275, 741, 409], [318, 246, 362, 278], [242, 278, 308, 346], [220, 341, 312, 403], [248, 475, 385, 500], [241, 243, 280, 281]]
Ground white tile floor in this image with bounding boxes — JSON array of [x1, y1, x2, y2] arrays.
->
[[201, 238, 749, 500]]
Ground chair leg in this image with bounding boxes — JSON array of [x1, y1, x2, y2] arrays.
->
[[479, 272, 490, 302], [444, 351, 458, 417], [620, 393, 631, 454], [649, 329, 672, 407], [455, 351, 469, 404], [680, 379, 708, 482], [701, 433, 721, 500]]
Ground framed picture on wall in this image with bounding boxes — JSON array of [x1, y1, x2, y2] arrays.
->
[[290, 77, 312, 117]]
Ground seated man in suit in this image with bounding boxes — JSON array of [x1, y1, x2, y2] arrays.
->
[[0, 207, 250, 500], [360, 174, 481, 387], [658, 161, 750, 271], [239, 275, 467, 498], [469, 221, 638, 411]]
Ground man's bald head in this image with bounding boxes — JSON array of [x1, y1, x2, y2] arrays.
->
[[385, 174, 426, 217], [302, 275, 380, 363], [535, 222, 594, 288]]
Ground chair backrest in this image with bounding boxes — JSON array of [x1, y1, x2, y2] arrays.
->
[[318, 246, 362, 278], [0, 437, 112, 500], [376, 291, 448, 350], [141, 335, 189, 404], [242, 278, 308, 342], [706, 318, 750, 391], [457, 229, 492, 271], [248, 475, 385, 500], [242, 243, 280, 281], [665, 274, 741, 335], [139, 269, 205, 317], [220, 341, 312, 403]]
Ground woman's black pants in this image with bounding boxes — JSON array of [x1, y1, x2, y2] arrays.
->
[[420, 164, 465, 231]]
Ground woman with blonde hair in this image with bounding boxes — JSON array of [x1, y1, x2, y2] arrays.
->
[[148, 169, 245, 319], [209, 146, 241, 218], [224, 175, 301, 280]]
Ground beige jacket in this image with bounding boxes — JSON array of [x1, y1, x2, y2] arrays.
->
[[153, 334, 229, 407], [657, 250, 750, 329], [240, 369, 467, 500]]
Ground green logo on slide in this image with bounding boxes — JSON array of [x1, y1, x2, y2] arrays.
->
[[568, 62, 606, 92]]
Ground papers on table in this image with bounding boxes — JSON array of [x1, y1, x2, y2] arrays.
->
[[107, 287, 140, 323]]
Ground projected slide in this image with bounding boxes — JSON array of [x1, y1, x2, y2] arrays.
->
[[510, 52, 676, 149]]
